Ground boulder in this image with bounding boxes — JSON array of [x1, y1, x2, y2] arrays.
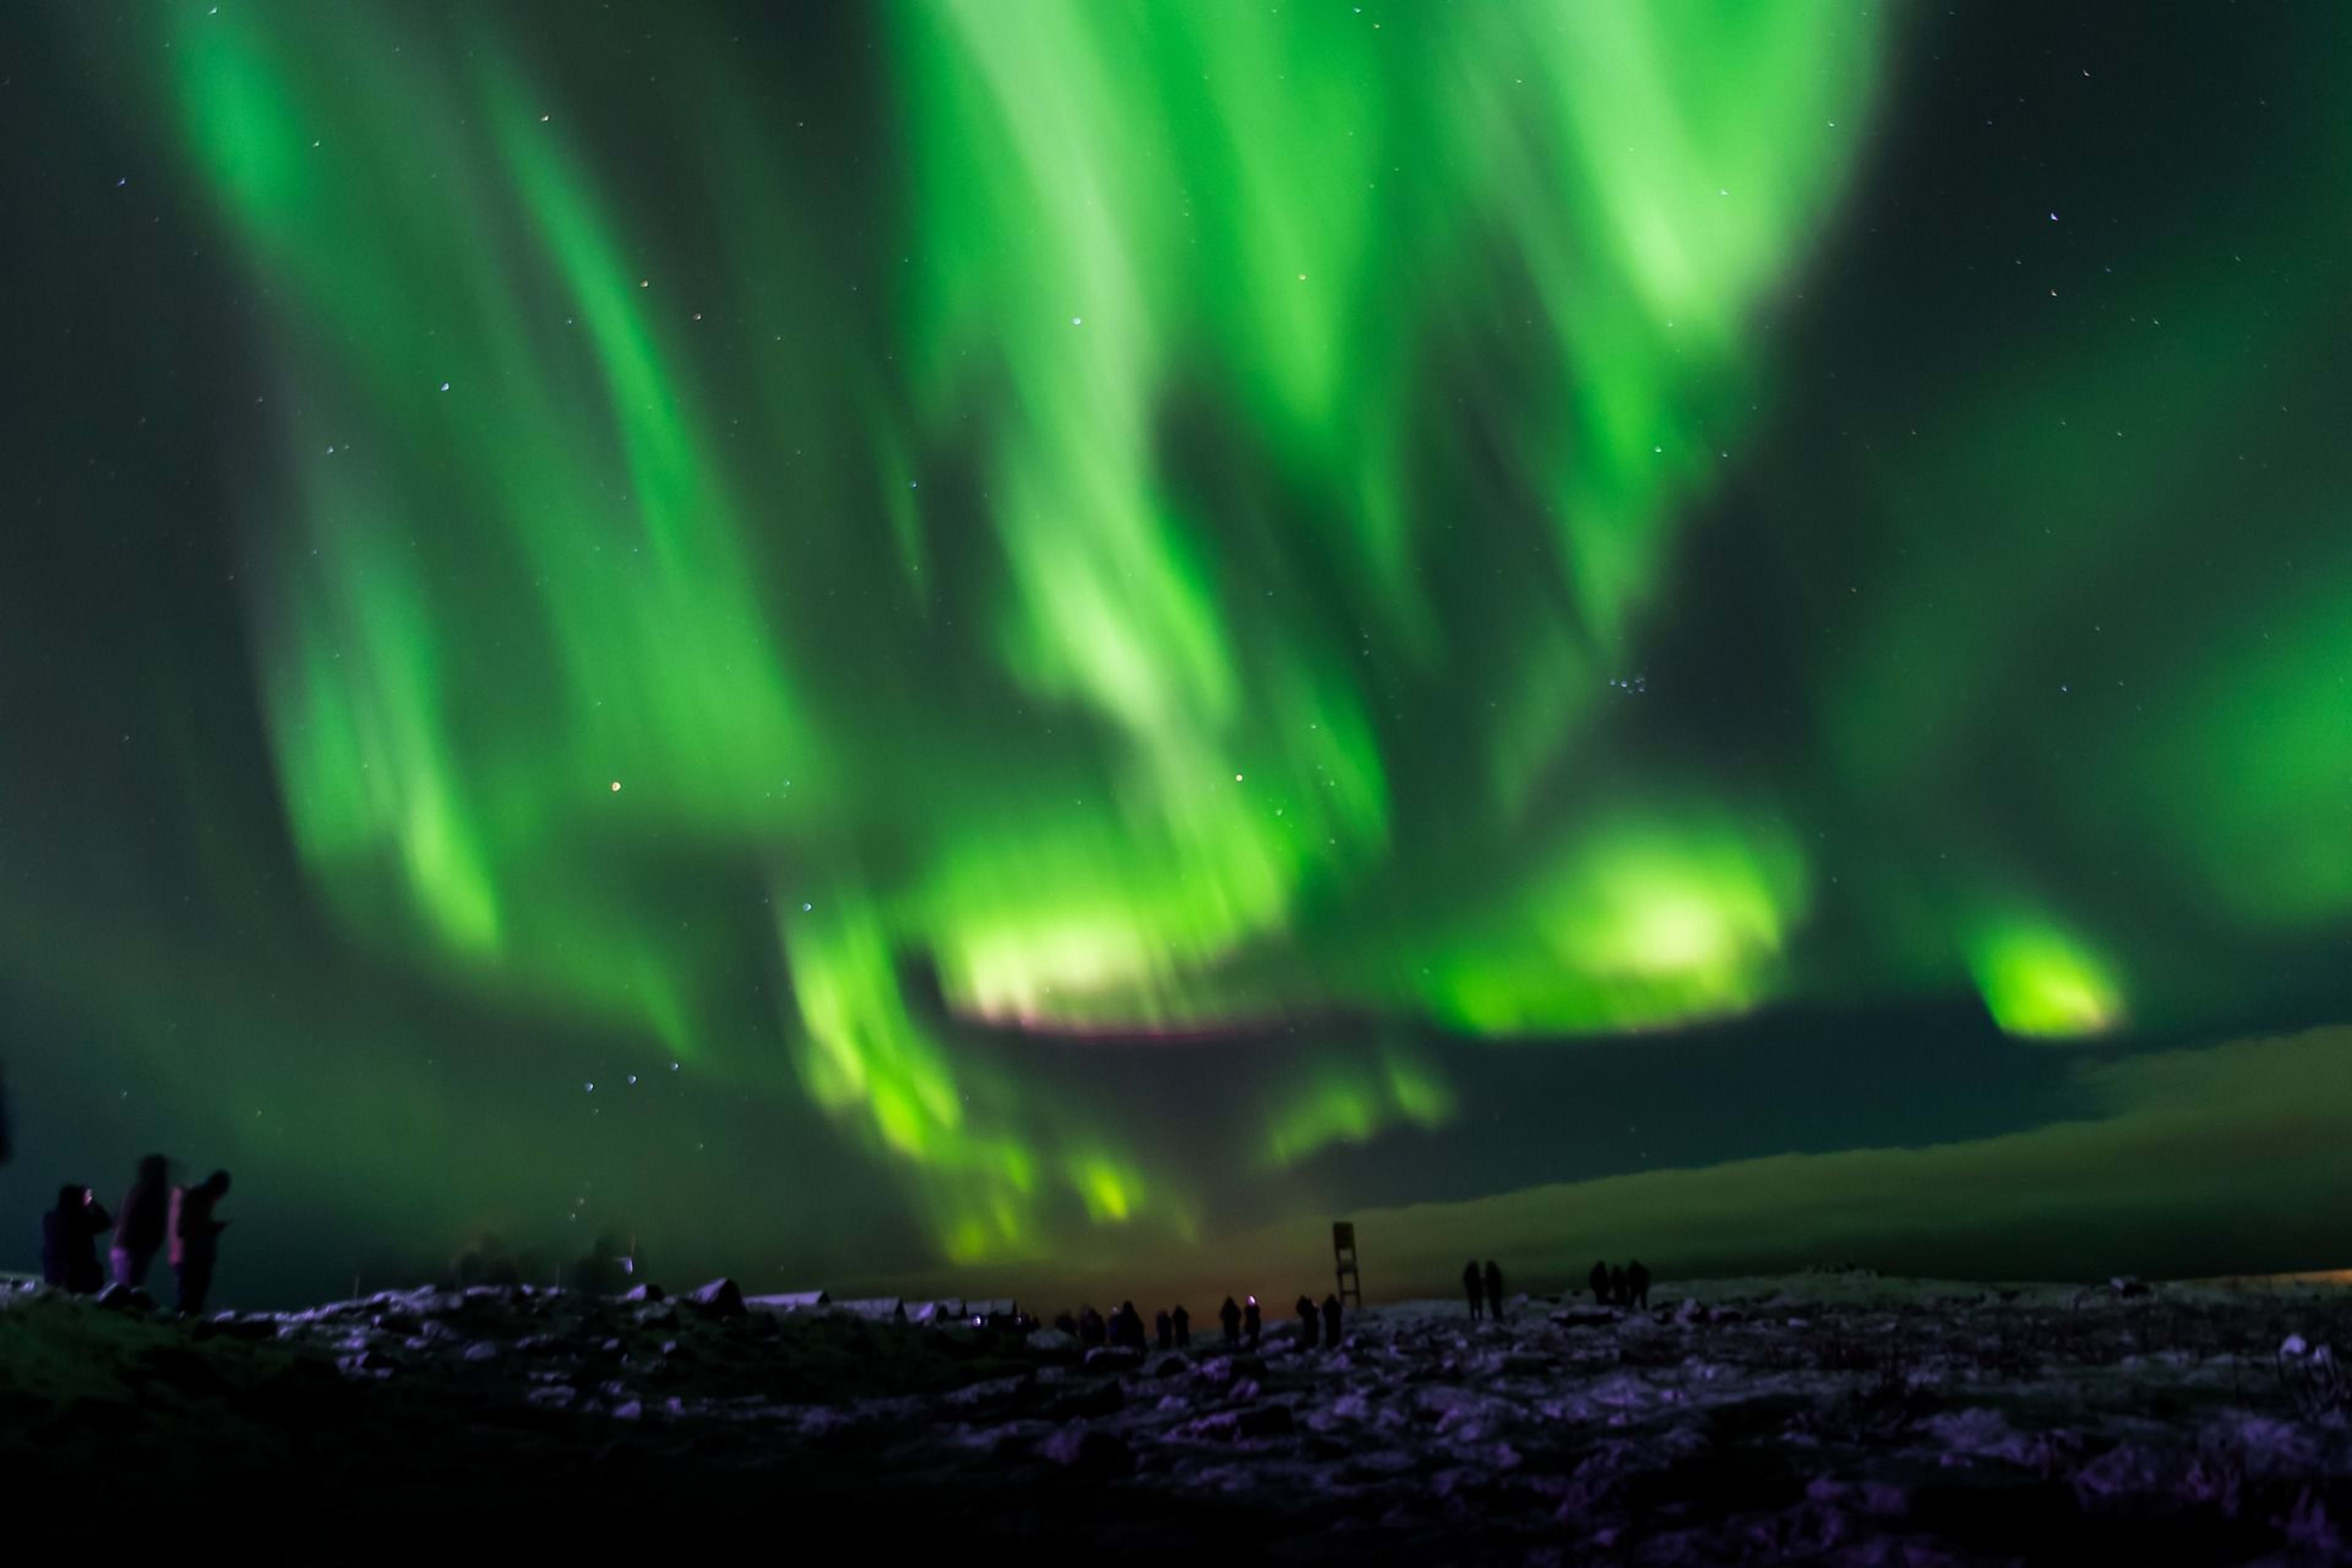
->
[[1083, 1345, 1142, 1373], [462, 1340, 502, 1362], [191, 1314, 279, 1343], [1192, 1354, 1265, 1387], [1024, 1329, 1075, 1354], [1045, 1379, 1125, 1420], [1039, 1425, 1133, 1477], [622, 1283, 666, 1304], [687, 1278, 746, 1319], [1188, 1403, 1296, 1442]]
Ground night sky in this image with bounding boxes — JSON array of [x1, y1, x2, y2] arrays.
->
[[6, 2, 2352, 1308]]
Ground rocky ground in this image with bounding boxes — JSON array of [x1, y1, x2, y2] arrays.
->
[[6, 1271, 2352, 1563]]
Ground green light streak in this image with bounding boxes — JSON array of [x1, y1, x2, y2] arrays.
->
[[135, 1, 1887, 1264], [1969, 921, 2124, 1040]]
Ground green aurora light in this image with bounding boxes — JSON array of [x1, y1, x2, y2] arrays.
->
[[16, 1, 2352, 1290]]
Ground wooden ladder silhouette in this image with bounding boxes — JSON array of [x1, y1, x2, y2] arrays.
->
[[1332, 1221, 1363, 1306]]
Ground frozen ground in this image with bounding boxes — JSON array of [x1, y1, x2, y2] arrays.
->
[[6, 1270, 2352, 1563]]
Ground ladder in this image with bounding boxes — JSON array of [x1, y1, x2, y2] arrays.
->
[[1332, 1221, 1362, 1306]]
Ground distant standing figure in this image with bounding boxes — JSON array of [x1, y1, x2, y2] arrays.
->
[[1629, 1259, 1652, 1310], [1172, 1303, 1191, 1347], [1078, 1305, 1107, 1348], [1483, 1260, 1504, 1322], [1155, 1309, 1174, 1350], [1608, 1264, 1628, 1307], [111, 1153, 172, 1291], [1054, 1311, 1078, 1336], [1295, 1294, 1319, 1349], [1116, 1300, 1145, 1349], [42, 1185, 112, 1293], [1242, 1295, 1262, 1350], [171, 1169, 232, 1317], [1589, 1259, 1611, 1305], [1321, 1293, 1343, 1347], [1219, 1295, 1242, 1346], [1461, 1259, 1484, 1321]]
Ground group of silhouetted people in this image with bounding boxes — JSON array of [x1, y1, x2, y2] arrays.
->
[[1462, 1258, 1507, 1321], [1588, 1257, 1652, 1310], [1293, 1292, 1344, 1348], [39, 1153, 234, 1316], [1054, 1290, 1346, 1354]]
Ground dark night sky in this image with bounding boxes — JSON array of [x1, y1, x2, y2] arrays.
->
[[5, 2, 2351, 1308]]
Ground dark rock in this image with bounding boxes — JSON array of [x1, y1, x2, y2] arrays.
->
[[1188, 1403, 1295, 1442], [1045, 1379, 1125, 1420], [191, 1314, 278, 1343], [1192, 1354, 1264, 1387], [1083, 1345, 1141, 1373], [1150, 1354, 1189, 1379], [1039, 1425, 1133, 1477], [94, 1284, 155, 1314], [687, 1278, 746, 1318], [462, 1340, 502, 1362], [137, 1344, 232, 1398], [49, 1395, 143, 1435], [943, 1372, 1035, 1409], [623, 1283, 666, 1304], [1231, 1403, 1296, 1439]]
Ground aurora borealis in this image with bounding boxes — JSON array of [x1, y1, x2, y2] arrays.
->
[[8, 1, 2352, 1304]]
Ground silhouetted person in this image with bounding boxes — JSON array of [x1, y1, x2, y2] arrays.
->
[[1321, 1293, 1343, 1347], [1053, 1310, 1078, 1336], [1156, 1309, 1174, 1350], [1219, 1295, 1242, 1346], [1078, 1305, 1106, 1348], [1589, 1259, 1611, 1304], [1462, 1259, 1483, 1321], [575, 1231, 633, 1296], [1243, 1295, 1262, 1350], [1629, 1259, 1652, 1310], [1483, 1259, 1505, 1322], [1172, 1303, 1191, 1347], [1608, 1264, 1628, 1306], [1115, 1301, 1145, 1350], [43, 1185, 111, 1293], [1296, 1294, 1319, 1349], [111, 1154, 172, 1291], [453, 1235, 522, 1289], [172, 1169, 232, 1317]]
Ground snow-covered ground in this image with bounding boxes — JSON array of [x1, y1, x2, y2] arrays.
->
[[8, 1270, 2352, 1562]]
